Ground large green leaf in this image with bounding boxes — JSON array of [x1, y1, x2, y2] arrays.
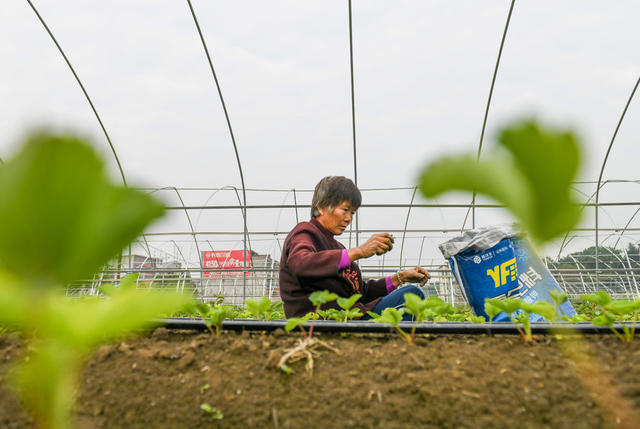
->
[[418, 120, 582, 245], [0, 131, 184, 429], [0, 132, 164, 286], [419, 155, 532, 227], [497, 122, 582, 240]]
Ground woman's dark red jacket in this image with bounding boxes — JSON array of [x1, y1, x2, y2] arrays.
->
[[279, 218, 387, 318]]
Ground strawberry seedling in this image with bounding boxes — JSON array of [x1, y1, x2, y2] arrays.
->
[[581, 291, 640, 342], [284, 313, 312, 335], [336, 294, 363, 322], [277, 291, 340, 376], [403, 294, 455, 343], [307, 290, 338, 339], [485, 298, 555, 342], [549, 290, 570, 320], [518, 301, 556, 342], [371, 307, 412, 344], [200, 403, 223, 420], [245, 296, 272, 320]]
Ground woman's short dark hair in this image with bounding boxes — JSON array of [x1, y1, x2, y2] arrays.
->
[[310, 176, 361, 218]]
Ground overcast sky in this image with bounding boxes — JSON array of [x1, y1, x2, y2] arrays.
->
[[1, 1, 639, 266]]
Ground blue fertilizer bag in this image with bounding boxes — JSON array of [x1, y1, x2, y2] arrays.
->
[[440, 224, 576, 322]]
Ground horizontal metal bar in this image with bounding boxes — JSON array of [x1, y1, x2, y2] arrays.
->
[[139, 187, 417, 192], [137, 180, 640, 193], [141, 227, 640, 236], [83, 266, 640, 275], [165, 201, 640, 211], [165, 204, 497, 210]]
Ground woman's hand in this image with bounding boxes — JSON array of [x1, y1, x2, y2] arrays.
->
[[348, 233, 394, 261], [398, 266, 431, 286]]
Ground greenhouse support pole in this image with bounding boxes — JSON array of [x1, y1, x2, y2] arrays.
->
[[348, 0, 359, 247], [399, 187, 418, 271]]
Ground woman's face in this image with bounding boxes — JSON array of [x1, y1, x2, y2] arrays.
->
[[316, 201, 356, 235]]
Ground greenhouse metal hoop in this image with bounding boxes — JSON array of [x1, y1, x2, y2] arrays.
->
[[150, 187, 203, 271], [398, 186, 419, 269], [189, 185, 254, 261], [25, 0, 160, 266], [463, 0, 516, 231], [594, 76, 640, 286], [25, 0, 127, 187], [186, 0, 250, 302]]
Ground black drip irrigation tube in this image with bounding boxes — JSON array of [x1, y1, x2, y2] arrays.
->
[[156, 318, 628, 336]]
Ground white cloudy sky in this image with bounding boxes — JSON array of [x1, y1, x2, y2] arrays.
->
[[1, 1, 639, 267]]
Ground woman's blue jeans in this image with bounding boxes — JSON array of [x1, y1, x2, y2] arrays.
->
[[364, 285, 425, 321]]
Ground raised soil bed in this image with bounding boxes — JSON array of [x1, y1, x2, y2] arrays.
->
[[2, 327, 640, 428]]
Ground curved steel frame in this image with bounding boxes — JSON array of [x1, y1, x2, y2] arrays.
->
[[417, 236, 426, 267], [613, 207, 640, 250], [24, 0, 167, 268], [150, 187, 203, 270], [186, 0, 249, 302], [594, 76, 640, 285], [623, 249, 640, 297], [399, 186, 418, 269], [170, 239, 189, 268], [556, 183, 620, 259], [599, 246, 634, 297], [292, 189, 300, 224], [25, 0, 127, 187], [567, 254, 592, 294], [462, 0, 516, 231], [193, 185, 253, 254]]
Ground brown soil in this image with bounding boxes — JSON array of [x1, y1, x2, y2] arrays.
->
[[2, 328, 640, 429]]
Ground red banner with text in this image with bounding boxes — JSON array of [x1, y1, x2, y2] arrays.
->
[[202, 250, 251, 277]]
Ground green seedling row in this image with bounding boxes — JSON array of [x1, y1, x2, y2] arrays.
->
[[176, 289, 640, 345]]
